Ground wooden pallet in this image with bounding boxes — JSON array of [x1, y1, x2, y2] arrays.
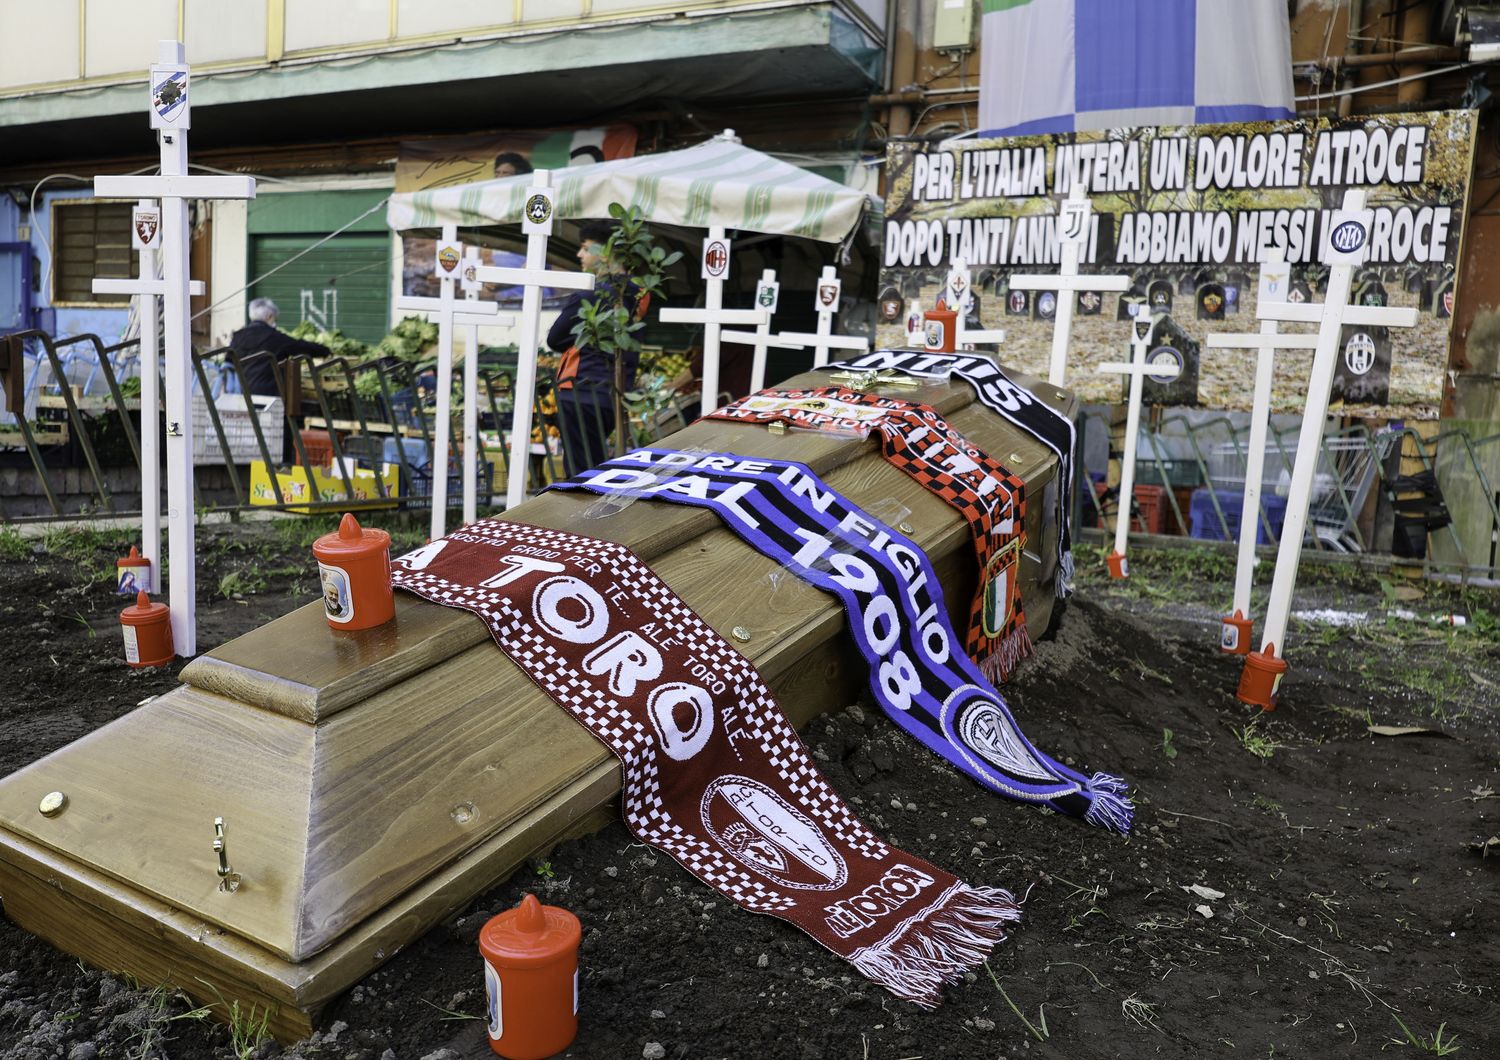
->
[[0, 368, 1074, 1041]]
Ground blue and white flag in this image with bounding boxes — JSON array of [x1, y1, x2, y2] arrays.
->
[[978, 0, 1294, 136]]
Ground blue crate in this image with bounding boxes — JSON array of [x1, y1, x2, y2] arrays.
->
[[1189, 488, 1287, 546]]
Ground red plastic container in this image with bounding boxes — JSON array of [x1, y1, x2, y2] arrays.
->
[[923, 307, 957, 353], [119, 591, 173, 668], [1220, 610, 1253, 655], [310, 513, 394, 631], [479, 894, 581, 1059], [1238, 643, 1288, 711]]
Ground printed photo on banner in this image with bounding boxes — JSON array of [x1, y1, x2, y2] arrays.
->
[[398, 125, 638, 299], [879, 111, 1476, 419]]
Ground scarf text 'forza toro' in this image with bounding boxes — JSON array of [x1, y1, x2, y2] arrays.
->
[[391, 520, 1019, 1006]]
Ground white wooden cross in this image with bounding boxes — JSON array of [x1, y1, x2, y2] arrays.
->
[[1095, 310, 1179, 578], [457, 246, 518, 525], [1009, 185, 1132, 386], [465, 172, 595, 511], [1204, 255, 1319, 654], [944, 260, 1006, 348], [658, 225, 767, 413], [94, 41, 255, 658], [1249, 188, 1419, 680], [778, 265, 870, 368], [392, 225, 502, 540], [92, 200, 204, 596], [721, 269, 805, 394]]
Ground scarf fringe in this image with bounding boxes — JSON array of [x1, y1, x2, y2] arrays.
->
[[848, 883, 1022, 1009], [1084, 772, 1134, 833], [977, 625, 1035, 685]]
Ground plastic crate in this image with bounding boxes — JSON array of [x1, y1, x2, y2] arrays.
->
[[296, 429, 336, 467], [1095, 482, 1167, 534], [1189, 488, 1287, 545], [190, 393, 284, 466]]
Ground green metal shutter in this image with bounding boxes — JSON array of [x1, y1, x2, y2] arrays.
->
[[248, 232, 391, 345]]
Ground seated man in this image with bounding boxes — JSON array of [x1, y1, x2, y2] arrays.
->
[[228, 298, 330, 398]]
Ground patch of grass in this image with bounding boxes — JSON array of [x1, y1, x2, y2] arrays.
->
[[1249, 792, 1282, 813], [225, 999, 272, 1060], [1235, 718, 1281, 760], [0, 525, 30, 561], [217, 570, 268, 598], [421, 998, 483, 1022], [1389, 1013, 1461, 1055]]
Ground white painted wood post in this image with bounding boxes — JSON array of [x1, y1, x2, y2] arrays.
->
[[465, 173, 593, 509], [94, 41, 255, 657], [658, 229, 767, 414], [777, 265, 869, 368], [1094, 312, 1179, 576], [1009, 185, 1131, 386], [1204, 257, 1319, 651], [720, 269, 807, 395], [1252, 189, 1419, 664], [944, 260, 1005, 348]]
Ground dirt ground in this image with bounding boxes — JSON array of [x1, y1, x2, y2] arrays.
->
[[1, 515, 1497, 1059]]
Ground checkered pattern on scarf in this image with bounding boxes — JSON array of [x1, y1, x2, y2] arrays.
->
[[709, 387, 1032, 682]]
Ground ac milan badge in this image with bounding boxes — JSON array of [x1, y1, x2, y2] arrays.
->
[[131, 207, 161, 251], [702, 238, 731, 281]]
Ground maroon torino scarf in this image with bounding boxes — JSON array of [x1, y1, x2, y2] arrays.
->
[[708, 387, 1032, 682], [392, 519, 1018, 1006]]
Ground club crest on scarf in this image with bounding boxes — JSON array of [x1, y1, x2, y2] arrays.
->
[[708, 386, 1031, 683], [551, 451, 1132, 833], [390, 519, 1021, 1007]]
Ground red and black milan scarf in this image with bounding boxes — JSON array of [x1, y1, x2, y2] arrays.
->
[[708, 387, 1032, 683], [391, 520, 1018, 1007]]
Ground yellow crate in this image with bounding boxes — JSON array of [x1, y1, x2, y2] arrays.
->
[[248, 460, 399, 515]]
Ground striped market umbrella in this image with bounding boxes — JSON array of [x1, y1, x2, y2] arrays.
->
[[387, 135, 867, 244]]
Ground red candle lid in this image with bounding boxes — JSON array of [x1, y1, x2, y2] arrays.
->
[[479, 894, 581, 968], [120, 591, 169, 622], [312, 513, 391, 557], [118, 545, 150, 567]]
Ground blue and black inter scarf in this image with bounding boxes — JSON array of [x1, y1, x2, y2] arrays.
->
[[550, 449, 1131, 832]]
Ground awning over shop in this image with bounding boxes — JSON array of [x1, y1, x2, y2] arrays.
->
[[387, 137, 868, 244]]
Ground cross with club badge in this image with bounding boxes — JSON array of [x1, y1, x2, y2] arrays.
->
[[454, 246, 518, 525], [1094, 309, 1180, 579], [393, 225, 506, 539], [777, 265, 870, 368], [658, 225, 768, 413], [90, 198, 205, 598], [93, 41, 256, 658], [720, 269, 808, 394], [1238, 188, 1419, 705], [1009, 184, 1133, 386], [1204, 254, 1320, 656], [453, 172, 593, 512], [943, 260, 1005, 348]]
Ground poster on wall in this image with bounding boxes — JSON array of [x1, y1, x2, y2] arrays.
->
[[880, 111, 1476, 418], [398, 125, 638, 300]]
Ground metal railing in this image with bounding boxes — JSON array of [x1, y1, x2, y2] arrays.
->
[[2, 329, 688, 524]]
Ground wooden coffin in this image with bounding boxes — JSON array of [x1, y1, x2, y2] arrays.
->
[[0, 368, 1076, 1042]]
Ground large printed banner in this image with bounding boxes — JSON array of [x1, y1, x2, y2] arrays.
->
[[879, 112, 1476, 418]]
